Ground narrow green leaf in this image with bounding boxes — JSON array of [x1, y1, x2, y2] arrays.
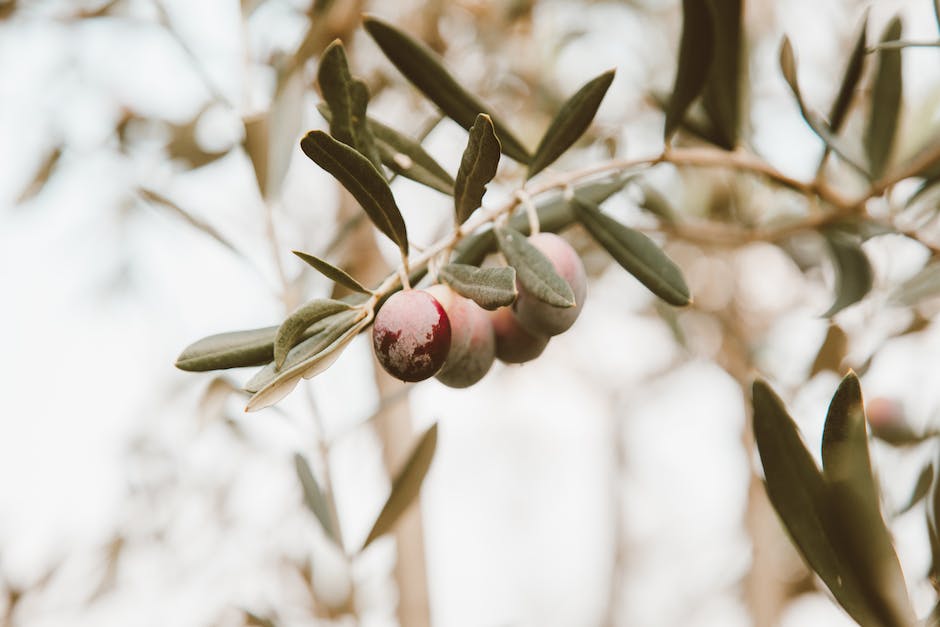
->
[[821, 373, 915, 627], [454, 114, 501, 224], [294, 453, 338, 543], [245, 311, 365, 412], [317, 103, 455, 194], [363, 15, 531, 163], [637, 183, 678, 223], [896, 464, 933, 516], [752, 380, 879, 627], [293, 249, 371, 295], [528, 69, 615, 178], [779, 37, 871, 178], [176, 326, 279, 372], [318, 40, 383, 170], [438, 264, 517, 310], [300, 130, 408, 255], [664, 0, 714, 142], [890, 260, 940, 306], [369, 117, 455, 194], [821, 373, 879, 507], [274, 299, 353, 369], [866, 17, 903, 180], [701, 0, 742, 149], [494, 226, 575, 308], [571, 197, 690, 306], [362, 423, 438, 550], [822, 228, 873, 317], [828, 15, 868, 134]]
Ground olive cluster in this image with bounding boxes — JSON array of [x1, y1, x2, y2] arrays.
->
[[372, 233, 587, 386]]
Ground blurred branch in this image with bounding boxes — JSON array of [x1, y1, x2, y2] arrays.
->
[[153, 0, 233, 108], [137, 188, 242, 256]]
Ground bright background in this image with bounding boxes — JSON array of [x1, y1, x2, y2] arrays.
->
[[2, 1, 940, 625]]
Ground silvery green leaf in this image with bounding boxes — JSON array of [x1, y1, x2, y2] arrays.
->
[[752, 380, 881, 627], [571, 197, 690, 306], [779, 37, 871, 178], [293, 250, 372, 295], [176, 326, 279, 372], [454, 114, 501, 224], [494, 226, 575, 308], [664, 0, 714, 142], [363, 16, 531, 163], [822, 228, 873, 317], [300, 130, 408, 255], [244, 311, 364, 412], [294, 453, 338, 543], [438, 264, 517, 310], [700, 0, 742, 149], [317, 40, 383, 171], [274, 299, 353, 369], [820, 373, 916, 627], [528, 69, 615, 178], [362, 423, 438, 550]]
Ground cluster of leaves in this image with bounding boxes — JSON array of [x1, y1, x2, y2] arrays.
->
[[664, 2, 940, 316], [176, 15, 692, 411], [754, 374, 940, 626]]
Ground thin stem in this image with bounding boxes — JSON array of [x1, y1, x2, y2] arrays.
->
[[868, 140, 940, 200]]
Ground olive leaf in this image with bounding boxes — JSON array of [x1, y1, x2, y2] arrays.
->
[[362, 423, 438, 550], [138, 188, 241, 256], [438, 264, 517, 310], [752, 380, 881, 627], [294, 453, 338, 544], [818, 14, 868, 172], [494, 226, 575, 308], [700, 0, 742, 149], [300, 130, 409, 255], [274, 299, 354, 369], [292, 249, 372, 295], [317, 39, 383, 170], [820, 373, 916, 627], [245, 311, 365, 412], [363, 15, 531, 164], [664, 0, 714, 142], [177, 326, 280, 372], [454, 114, 501, 224], [571, 197, 690, 306], [528, 69, 615, 179], [317, 103, 455, 194], [822, 228, 873, 317], [866, 16, 903, 180], [828, 14, 868, 135], [896, 464, 933, 516], [637, 183, 678, 224], [779, 37, 871, 178]]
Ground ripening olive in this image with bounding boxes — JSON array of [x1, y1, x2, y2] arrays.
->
[[372, 289, 451, 382], [427, 284, 496, 388], [489, 305, 549, 364]]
